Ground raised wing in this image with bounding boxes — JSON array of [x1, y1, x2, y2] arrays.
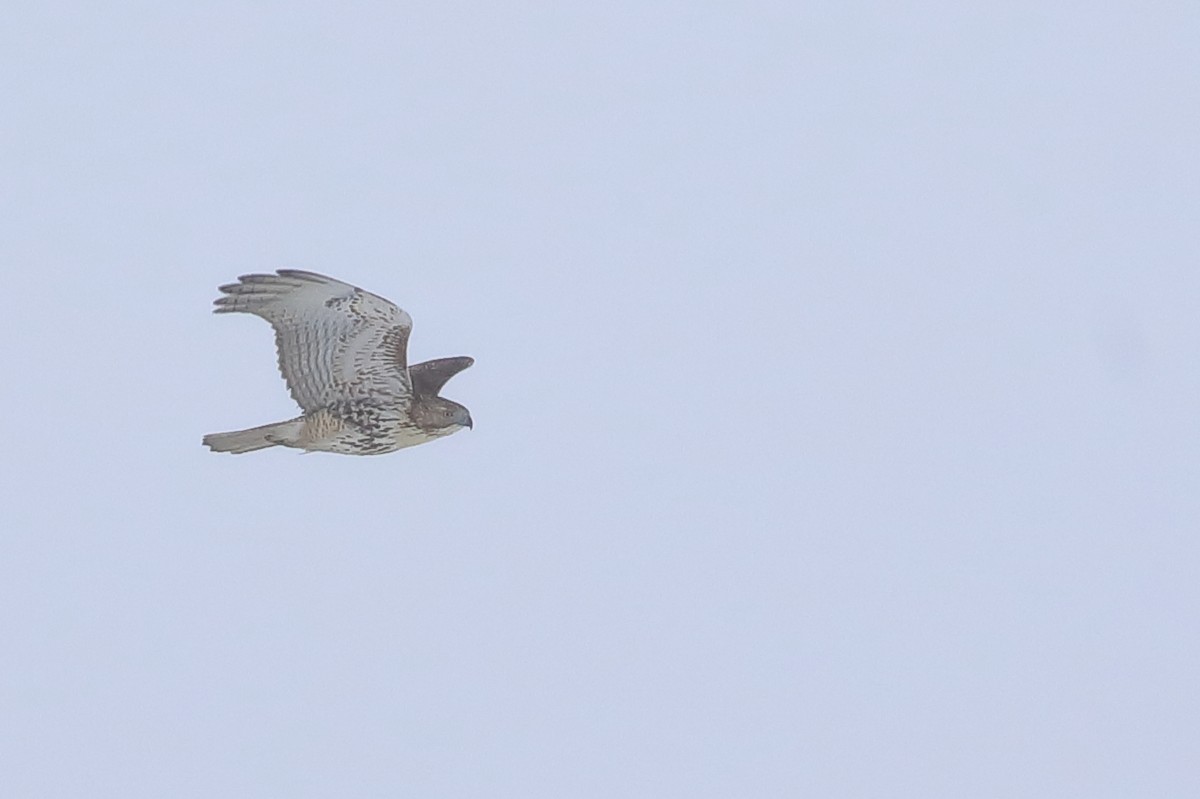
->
[[409, 356, 474, 398], [214, 270, 412, 411]]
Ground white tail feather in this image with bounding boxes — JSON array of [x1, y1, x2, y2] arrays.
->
[[203, 418, 304, 454]]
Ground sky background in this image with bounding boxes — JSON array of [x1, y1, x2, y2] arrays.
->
[[2, 3, 1198, 797]]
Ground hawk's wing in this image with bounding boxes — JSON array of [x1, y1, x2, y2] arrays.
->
[[409, 356, 474, 398], [214, 270, 412, 412]]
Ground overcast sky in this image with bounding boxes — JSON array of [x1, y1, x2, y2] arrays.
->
[[2, 3, 1198, 797]]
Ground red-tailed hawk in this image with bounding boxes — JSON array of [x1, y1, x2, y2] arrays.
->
[[203, 270, 473, 455]]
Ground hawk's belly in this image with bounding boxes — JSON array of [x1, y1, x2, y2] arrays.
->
[[299, 406, 454, 455], [318, 426, 446, 455]]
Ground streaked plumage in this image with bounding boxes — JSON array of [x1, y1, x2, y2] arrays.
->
[[203, 270, 473, 455]]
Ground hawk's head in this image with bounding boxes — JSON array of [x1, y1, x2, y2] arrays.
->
[[412, 397, 473, 432]]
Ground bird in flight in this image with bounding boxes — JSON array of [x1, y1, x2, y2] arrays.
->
[[203, 270, 473, 455]]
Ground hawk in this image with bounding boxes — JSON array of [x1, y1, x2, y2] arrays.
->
[[203, 270, 473, 455]]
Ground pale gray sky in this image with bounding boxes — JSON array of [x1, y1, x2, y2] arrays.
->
[[2, 3, 1198, 797]]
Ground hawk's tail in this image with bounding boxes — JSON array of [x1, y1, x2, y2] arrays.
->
[[202, 418, 304, 454]]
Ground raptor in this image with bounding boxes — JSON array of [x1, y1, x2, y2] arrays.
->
[[203, 270, 473, 455]]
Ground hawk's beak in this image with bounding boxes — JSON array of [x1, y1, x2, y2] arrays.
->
[[466, 416, 473, 430]]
